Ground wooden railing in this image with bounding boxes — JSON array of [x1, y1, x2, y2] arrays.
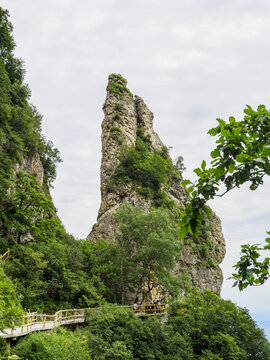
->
[[0, 308, 98, 338], [0, 304, 166, 339], [0, 248, 9, 262], [129, 303, 166, 314]]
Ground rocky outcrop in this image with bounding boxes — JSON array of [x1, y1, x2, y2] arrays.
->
[[87, 74, 226, 295], [178, 212, 225, 293], [15, 151, 44, 187]]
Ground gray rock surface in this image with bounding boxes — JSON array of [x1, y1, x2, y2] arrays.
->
[[15, 151, 44, 187]]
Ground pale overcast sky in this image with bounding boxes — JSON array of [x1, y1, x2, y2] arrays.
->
[[2, 0, 270, 338]]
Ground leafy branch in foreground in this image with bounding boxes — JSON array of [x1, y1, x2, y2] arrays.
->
[[179, 105, 270, 289], [231, 236, 270, 290]]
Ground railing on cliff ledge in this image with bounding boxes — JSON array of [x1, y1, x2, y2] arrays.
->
[[0, 303, 167, 339]]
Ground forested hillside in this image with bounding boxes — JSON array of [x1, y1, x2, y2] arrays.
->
[[0, 7, 105, 314], [0, 7, 269, 359]]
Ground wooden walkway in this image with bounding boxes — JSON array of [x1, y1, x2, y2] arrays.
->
[[0, 309, 88, 339], [0, 304, 166, 339]]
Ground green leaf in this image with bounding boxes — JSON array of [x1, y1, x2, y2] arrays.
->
[[228, 163, 236, 173], [244, 105, 255, 116], [250, 183, 259, 191], [220, 128, 230, 138], [208, 127, 219, 136], [235, 154, 250, 164], [181, 179, 192, 187], [262, 145, 270, 157], [210, 148, 220, 159], [216, 118, 226, 127], [193, 168, 202, 177], [233, 127, 243, 137], [202, 205, 211, 215], [201, 160, 206, 171]]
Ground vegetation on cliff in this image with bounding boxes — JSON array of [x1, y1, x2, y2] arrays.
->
[[111, 128, 180, 208], [0, 18, 61, 187], [0, 7, 61, 249], [110, 128, 220, 268], [106, 73, 133, 97]]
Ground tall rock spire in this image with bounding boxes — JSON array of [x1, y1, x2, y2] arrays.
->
[[87, 74, 226, 295]]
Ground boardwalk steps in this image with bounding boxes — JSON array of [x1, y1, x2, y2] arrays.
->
[[0, 304, 166, 339]]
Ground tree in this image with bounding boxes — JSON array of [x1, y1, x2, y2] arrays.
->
[[114, 204, 183, 303], [85, 303, 193, 360], [174, 155, 186, 173], [0, 170, 103, 311], [168, 289, 270, 359], [2, 171, 54, 245], [84, 292, 270, 360], [0, 267, 23, 331], [179, 105, 270, 289], [88, 204, 183, 304], [0, 8, 25, 83]]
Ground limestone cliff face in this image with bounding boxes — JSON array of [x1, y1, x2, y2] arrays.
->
[[87, 74, 226, 295], [15, 151, 44, 187]]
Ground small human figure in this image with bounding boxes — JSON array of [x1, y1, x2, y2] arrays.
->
[[133, 302, 138, 311]]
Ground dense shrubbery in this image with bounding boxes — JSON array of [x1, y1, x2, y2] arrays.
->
[[168, 289, 270, 359], [85, 304, 173, 360], [0, 267, 23, 330], [0, 168, 103, 311], [0, 171, 104, 311], [13, 290, 270, 360], [14, 328, 91, 360], [111, 128, 180, 208], [3, 234, 104, 312]]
